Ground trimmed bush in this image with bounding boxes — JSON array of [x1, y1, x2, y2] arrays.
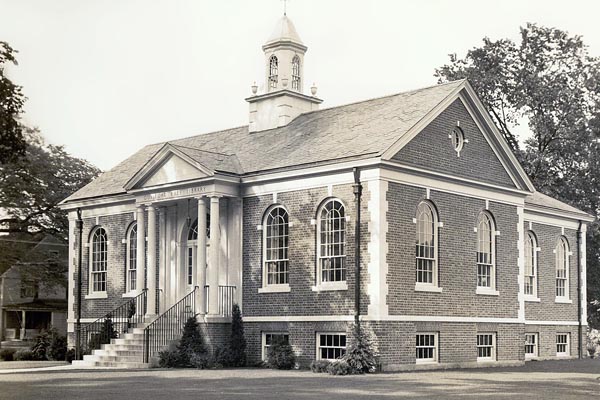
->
[[327, 360, 352, 375], [266, 337, 296, 370], [0, 348, 16, 361], [229, 304, 246, 367], [213, 346, 233, 368], [65, 348, 76, 363], [343, 324, 377, 374], [176, 316, 207, 367], [14, 349, 35, 361], [310, 359, 331, 373], [158, 343, 180, 368]]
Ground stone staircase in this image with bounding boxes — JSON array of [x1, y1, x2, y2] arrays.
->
[[72, 324, 149, 369]]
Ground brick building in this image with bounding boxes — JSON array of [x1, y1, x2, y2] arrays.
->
[[61, 15, 594, 370]]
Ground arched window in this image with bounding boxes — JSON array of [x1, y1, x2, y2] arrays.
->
[[555, 237, 570, 298], [263, 206, 289, 286], [317, 199, 346, 283], [292, 55, 301, 90], [90, 227, 108, 293], [187, 216, 210, 286], [415, 201, 438, 285], [126, 223, 137, 292], [269, 55, 278, 89], [524, 232, 537, 297], [476, 212, 495, 289]]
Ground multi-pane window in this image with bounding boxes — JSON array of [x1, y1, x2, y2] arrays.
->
[[90, 227, 108, 293], [415, 201, 437, 285], [318, 199, 346, 283], [187, 247, 194, 286], [291, 56, 301, 90], [555, 237, 569, 298], [264, 206, 289, 286], [476, 212, 495, 289], [556, 333, 570, 356], [524, 232, 537, 296], [525, 333, 538, 358], [186, 216, 210, 287], [262, 332, 290, 361], [127, 224, 137, 292], [317, 333, 346, 360], [269, 55, 278, 89], [416, 333, 438, 363], [476, 333, 496, 361]]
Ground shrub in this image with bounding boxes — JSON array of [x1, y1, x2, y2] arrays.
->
[[189, 352, 211, 369], [343, 324, 377, 374], [31, 331, 51, 360], [266, 337, 296, 370], [327, 360, 352, 375], [0, 348, 16, 361], [310, 359, 331, 373], [158, 344, 180, 368], [88, 317, 118, 350], [48, 331, 67, 361], [176, 316, 207, 367], [588, 329, 599, 359], [229, 304, 246, 367], [14, 349, 35, 361], [213, 346, 233, 368], [65, 348, 76, 363]]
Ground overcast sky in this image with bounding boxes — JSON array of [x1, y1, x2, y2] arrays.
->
[[1, 0, 599, 170]]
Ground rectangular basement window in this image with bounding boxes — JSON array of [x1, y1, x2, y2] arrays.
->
[[525, 333, 538, 359], [262, 332, 290, 361], [416, 333, 439, 364], [556, 333, 570, 357], [317, 332, 347, 360], [477, 333, 496, 362]]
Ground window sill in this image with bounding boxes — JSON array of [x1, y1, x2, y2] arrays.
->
[[555, 297, 573, 304], [122, 291, 139, 298], [415, 359, 438, 365], [85, 292, 108, 300], [524, 296, 541, 303], [311, 282, 348, 292], [258, 285, 291, 294], [476, 287, 499, 296], [476, 358, 496, 363], [556, 353, 570, 358], [414, 283, 443, 293]]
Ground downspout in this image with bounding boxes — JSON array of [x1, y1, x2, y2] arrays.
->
[[577, 220, 582, 359], [353, 168, 362, 327], [75, 208, 83, 360]]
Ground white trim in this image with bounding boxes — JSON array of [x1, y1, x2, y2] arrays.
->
[[556, 332, 571, 357], [367, 178, 389, 318], [244, 315, 585, 324], [517, 207, 525, 320], [476, 332, 497, 362], [84, 292, 108, 300], [525, 320, 583, 326], [415, 200, 439, 287], [415, 332, 439, 364], [316, 332, 347, 361], [67, 318, 105, 323], [122, 291, 138, 298], [311, 282, 348, 292], [524, 332, 539, 359], [581, 223, 588, 325], [415, 283, 443, 293], [555, 297, 573, 304], [476, 287, 499, 296], [245, 315, 355, 322], [524, 211, 590, 230], [261, 205, 290, 290], [524, 296, 541, 303], [315, 198, 348, 288], [258, 284, 291, 293]]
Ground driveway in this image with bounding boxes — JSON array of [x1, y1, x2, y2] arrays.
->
[[0, 359, 599, 400]]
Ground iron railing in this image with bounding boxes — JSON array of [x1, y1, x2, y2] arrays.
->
[[219, 285, 236, 316], [77, 289, 147, 359], [143, 286, 197, 363]]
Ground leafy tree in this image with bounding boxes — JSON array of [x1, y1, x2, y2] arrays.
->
[[0, 41, 26, 164], [436, 23, 600, 328], [229, 303, 246, 367]]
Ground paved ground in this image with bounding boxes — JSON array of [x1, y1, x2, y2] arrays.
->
[[0, 361, 68, 370], [0, 359, 599, 400]]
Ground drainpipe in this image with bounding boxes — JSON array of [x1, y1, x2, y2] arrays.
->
[[75, 208, 83, 360], [353, 168, 362, 327], [577, 220, 582, 359]]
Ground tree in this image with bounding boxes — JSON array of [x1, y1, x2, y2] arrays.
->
[[0, 41, 26, 164], [436, 23, 600, 328], [176, 316, 207, 367], [229, 303, 246, 367]]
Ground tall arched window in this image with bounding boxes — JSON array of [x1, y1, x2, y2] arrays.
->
[[126, 223, 137, 292], [476, 212, 495, 289], [415, 201, 438, 285], [263, 206, 289, 286], [291, 55, 301, 90], [524, 232, 537, 297], [269, 55, 278, 89], [90, 227, 108, 293], [187, 216, 210, 287], [555, 237, 570, 298], [317, 199, 346, 284]]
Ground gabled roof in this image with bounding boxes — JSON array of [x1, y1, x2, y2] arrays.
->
[[525, 191, 595, 221], [64, 80, 466, 202]]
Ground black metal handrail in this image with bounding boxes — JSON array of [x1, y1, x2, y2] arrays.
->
[[219, 285, 236, 316], [77, 289, 147, 359], [143, 286, 197, 363]]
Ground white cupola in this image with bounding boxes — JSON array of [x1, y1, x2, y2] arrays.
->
[[246, 14, 322, 132]]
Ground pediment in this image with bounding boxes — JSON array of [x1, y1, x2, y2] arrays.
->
[[125, 144, 213, 190]]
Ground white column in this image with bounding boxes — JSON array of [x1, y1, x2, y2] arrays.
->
[[158, 207, 166, 314], [135, 205, 146, 295], [146, 205, 157, 317], [208, 196, 220, 315], [197, 198, 208, 314]]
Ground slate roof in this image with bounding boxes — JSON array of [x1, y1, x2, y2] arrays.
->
[[525, 191, 594, 219], [65, 80, 465, 202]]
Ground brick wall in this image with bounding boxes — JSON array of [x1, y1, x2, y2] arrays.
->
[[242, 183, 371, 317], [387, 182, 519, 318], [525, 324, 581, 359], [392, 99, 515, 188]]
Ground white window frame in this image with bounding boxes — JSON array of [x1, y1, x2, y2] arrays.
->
[[415, 201, 439, 289], [555, 237, 570, 301], [125, 223, 137, 294], [476, 212, 497, 294], [315, 199, 347, 291], [88, 226, 108, 297], [415, 333, 439, 364], [316, 332, 347, 360], [556, 333, 570, 357], [268, 55, 278, 89], [476, 333, 496, 362], [261, 332, 290, 361], [524, 231, 538, 299], [291, 55, 301, 91], [262, 206, 290, 291], [525, 333, 539, 359]]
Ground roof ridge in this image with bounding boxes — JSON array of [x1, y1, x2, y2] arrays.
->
[[170, 143, 234, 157]]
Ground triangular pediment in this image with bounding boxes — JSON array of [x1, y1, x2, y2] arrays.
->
[[125, 144, 213, 190]]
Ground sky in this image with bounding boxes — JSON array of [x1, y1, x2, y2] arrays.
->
[[1, 0, 600, 171]]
